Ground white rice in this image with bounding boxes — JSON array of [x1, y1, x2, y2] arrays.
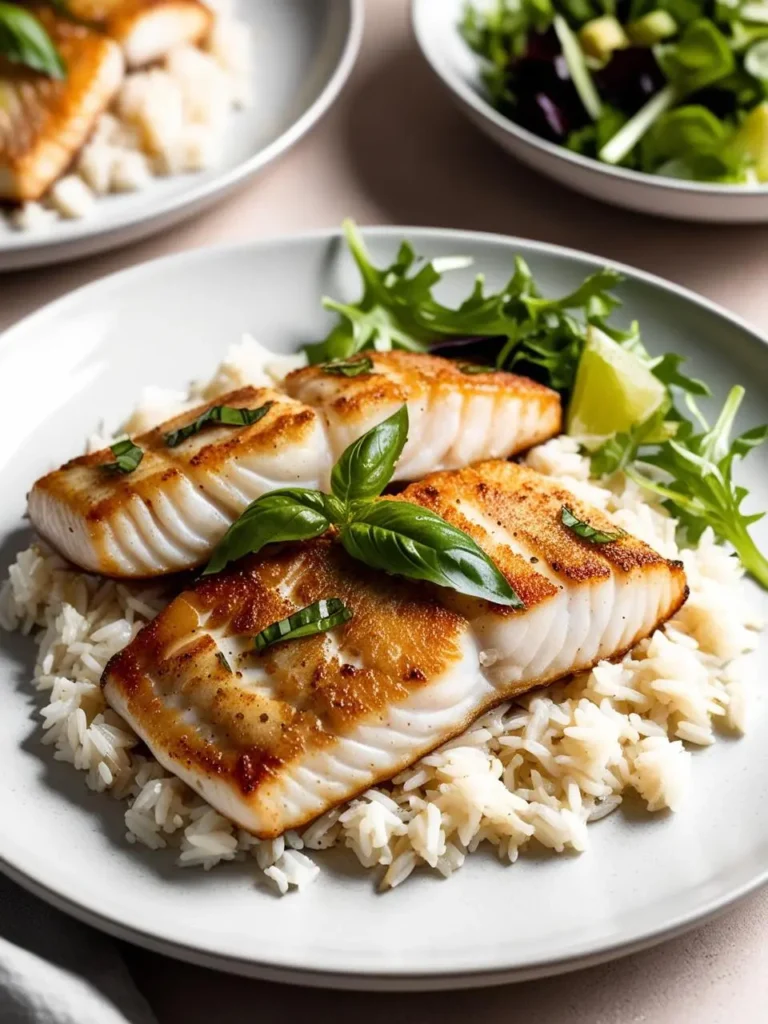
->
[[0, 353, 761, 896], [4, 1, 251, 232]]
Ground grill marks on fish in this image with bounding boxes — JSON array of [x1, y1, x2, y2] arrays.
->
[[102, 462, 688, 838], [28, 387, 330, 577], [285, 350, 562, 480], [0, 9, 124, 201], [65, 0, 212, 67], [28, 354, 563, 577]]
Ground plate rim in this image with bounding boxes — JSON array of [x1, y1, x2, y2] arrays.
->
[[411, 0, 768, 200], [0, 0, 365, 265], [1, 224, 768, 989]]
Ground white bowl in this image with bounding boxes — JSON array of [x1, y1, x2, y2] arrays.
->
[[412, 0, 768, 223]]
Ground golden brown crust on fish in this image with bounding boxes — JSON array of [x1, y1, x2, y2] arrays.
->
[[0, 9, 124, 201], [103, 540, 469, 826], [286, 350, 561, 428], [65, 0, 212, 66], [399, 460, 687, 614], [28, 386, 328, 577]]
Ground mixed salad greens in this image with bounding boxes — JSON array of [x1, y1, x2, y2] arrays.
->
[[460, 0, 768, 183], [306, 220, 768, 587]]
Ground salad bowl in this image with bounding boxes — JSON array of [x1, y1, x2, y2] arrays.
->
[[412, 0, 768, 222]]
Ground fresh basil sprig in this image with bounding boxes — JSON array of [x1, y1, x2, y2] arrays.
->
[[205, 406, 522, 607], [561, 506, 622, 544], [322, 356, 374, 377], [0, 3, 65, 78], [104, 439, 143, 474], [205, 489, 336, 575], [254, 598, 353, 652], [164, 402, 273, 448]]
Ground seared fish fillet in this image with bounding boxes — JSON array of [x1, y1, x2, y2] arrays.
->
[[285, 351, 562, 481], [29, 387, 331, 577], [102, 462, 687, 837], [65, 0, 212, 66], [0, 10, 124, 201], [29, 354, 562, 578]]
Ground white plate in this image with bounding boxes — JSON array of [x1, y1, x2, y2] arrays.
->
[[0, 227, 767, 990], [0, 1, 363, 271], [412, 0, 768, 223]]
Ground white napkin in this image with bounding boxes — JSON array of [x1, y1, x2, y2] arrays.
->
[[0, 876, 156, 1024]]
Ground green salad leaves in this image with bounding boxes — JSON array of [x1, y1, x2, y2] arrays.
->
[[301, 223, 768, 588], [460, 0, 768, 183], [206, 405, 524, 607]]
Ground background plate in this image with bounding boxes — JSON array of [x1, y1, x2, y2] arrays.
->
[[0, 0, 363, 271], [0, 228, 767, 990]]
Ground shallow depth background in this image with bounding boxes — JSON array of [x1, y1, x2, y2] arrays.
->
[[2, 0, 768, 1020]]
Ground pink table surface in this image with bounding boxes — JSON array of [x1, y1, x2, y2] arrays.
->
[[3, 0, 768, 1019]]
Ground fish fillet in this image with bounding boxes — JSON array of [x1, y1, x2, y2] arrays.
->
[[0, 10, 124, 201], [65, 0, 212, 66], [102, 461, 687, 838], [29, 387, 331, 577], [28, 355, 562, 577], [285, 351, 562, 480]]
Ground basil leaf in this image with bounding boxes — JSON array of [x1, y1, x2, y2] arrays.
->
[[322, 356, 374, 377], [204, 488, 333, 575], [164, 402, 273, 448], [458, 362, 496, 374], [0, 2, 65, 77], [104, 439, 143, 474], [330, 405, 409, 505], [561, 505, 622, 543], [215, 651, 231, 673], [340, 500, 524, 607], [254, 598, 353, 652]]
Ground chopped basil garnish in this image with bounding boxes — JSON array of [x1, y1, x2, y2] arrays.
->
[[215, 651, 231, 673], [322, 356, 374, 377], [206, 405, 524, 608], [104, 439, 144, 474], [561, 505, 622, 544], [164, 402, 273, 448], [254, 598, 353, 652], [458, 362, 496, 374], [0, 2, 66, 77]]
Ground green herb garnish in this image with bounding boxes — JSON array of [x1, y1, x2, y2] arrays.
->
[[458, 362, 496, 374], [215, 651, 231, 673], [322, 356, 374, 377], [205, 405, 523, 607], [164, 402, 273, 448], [561, 506, 622, 544], [299, 225, 768, 589], [254, 598, 353, 652], [0, 2, 65, 77], [104, 439, 143, 474]]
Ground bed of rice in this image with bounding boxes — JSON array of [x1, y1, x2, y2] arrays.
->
[[0, 340, 762, 895], [5, 0, 250, 232]]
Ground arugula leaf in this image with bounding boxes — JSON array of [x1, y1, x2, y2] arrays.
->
[[0, 2, 65, 77], [658, 19, 736, 92], [561, 505, 622, 543], [340, 500, 524, 607], [627, 387, 768, 587], [205, 489, 336, 575], [331, 406, 409, 505], [254, 598, 353, 652], [164, 402, 273, 448], [104, 439, 144, 474]]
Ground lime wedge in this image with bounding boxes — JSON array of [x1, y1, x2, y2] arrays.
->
[[566, 325, 666, 444]]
